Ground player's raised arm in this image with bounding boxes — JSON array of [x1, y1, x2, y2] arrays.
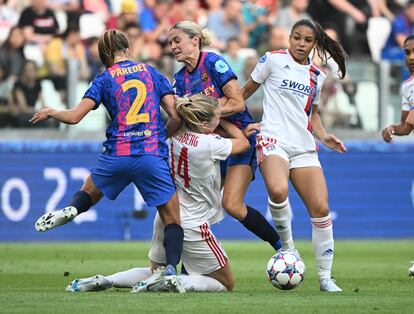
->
[[30, 98, 95, 125], [161, 93, 182, 138], [218, 79, 245, 117]]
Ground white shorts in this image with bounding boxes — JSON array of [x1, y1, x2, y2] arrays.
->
[[256, 134, 321, 169], [148, 213, 228, 275]]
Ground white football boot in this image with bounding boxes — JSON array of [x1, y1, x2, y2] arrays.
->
[[131, 266, 168, 293], [320, 278, 342, 292], [66, 275, 112, 292], [35, 206, 77, 232], [164, 265, 185, 293], [409, 261, 414, 277]]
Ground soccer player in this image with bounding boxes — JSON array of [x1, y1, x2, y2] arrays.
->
[[382, 35, 414, 278], [242, 19, 347, 292], [382, 35, 414, 142], [30, 29, 185, 291], [65, 94, 252, 293], [167, 20, 282, 253]]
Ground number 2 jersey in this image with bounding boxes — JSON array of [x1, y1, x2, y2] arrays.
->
[[83, 60, 174, 158], [173, 51, 254, 130], [170, 131, 232, 228], [251, 49, 327, 150]]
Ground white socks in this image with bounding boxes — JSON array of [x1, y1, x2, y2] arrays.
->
[[311, 214, 334, 281], [106, 267, 153, 288], [268, 197, 294, 249], [179, 275, 227, 292], [104, 268, 227, 292]]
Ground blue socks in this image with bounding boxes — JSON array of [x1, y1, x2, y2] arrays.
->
[[242, 205, 282, 251], [163, 223, 184, 269], [69, 191, 92, 214]]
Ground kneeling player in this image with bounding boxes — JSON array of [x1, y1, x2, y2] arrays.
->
[[66, 95, 257, 292]]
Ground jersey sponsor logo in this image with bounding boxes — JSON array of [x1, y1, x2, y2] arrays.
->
[[214, 60, 229, 73], [123, 130, 152, 137], [280, 79, 315, 97], [259, 54, 267, 63]]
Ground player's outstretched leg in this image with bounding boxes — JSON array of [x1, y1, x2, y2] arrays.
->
[[66, 275, 112, 292], [35, 206, 78, 232], [35, 187, 97, 232]]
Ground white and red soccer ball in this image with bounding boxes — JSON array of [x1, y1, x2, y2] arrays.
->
[[266, 250, 305, 290]]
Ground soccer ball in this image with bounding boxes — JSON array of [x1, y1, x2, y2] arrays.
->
[[266, 250, 305, 290]]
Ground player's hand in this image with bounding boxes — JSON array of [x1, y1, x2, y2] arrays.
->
[[243, 123, 260, 138], [321, 134, 347, 153], [381, 125, 394, 143], [29, 107, 54, 124]]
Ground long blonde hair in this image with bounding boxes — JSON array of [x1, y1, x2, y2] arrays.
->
[[170, 20, 213, 49], [176, 94, 219, 133]]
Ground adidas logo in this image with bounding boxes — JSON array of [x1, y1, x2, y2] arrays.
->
[[275, 225, 287, 230], [322, 248, 334, 256], [283, 65, 290, 70]]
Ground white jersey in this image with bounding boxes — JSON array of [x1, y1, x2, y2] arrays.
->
[[170, 131, 232, 228], [251, 49, 327, 150], [401, 75, 414, 111]]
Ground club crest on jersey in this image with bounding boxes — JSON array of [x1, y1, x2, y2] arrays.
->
[[202, 72, 208, 82], [215, 60, 229, 73], [259, 54, 267, 63], [310, 72, 318, 83]]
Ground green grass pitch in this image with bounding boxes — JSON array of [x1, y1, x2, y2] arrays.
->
[[0, 240, 413, 313]]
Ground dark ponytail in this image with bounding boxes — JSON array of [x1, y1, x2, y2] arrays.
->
[[291, 19, 347, 79]]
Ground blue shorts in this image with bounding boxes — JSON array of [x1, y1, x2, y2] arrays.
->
[[91, 154, 176, 207], [220, 136, 257, 180]]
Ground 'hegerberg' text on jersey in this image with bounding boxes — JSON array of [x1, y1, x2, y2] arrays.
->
[[83, 60, 173, 157], [251, 49, 326, 150]]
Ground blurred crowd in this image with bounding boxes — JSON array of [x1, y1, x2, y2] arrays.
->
[[0, 0, 410, 129]]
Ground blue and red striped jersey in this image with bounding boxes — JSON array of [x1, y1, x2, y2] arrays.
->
[[173, 51, 254, 130], [83, 60, 173, 157]]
